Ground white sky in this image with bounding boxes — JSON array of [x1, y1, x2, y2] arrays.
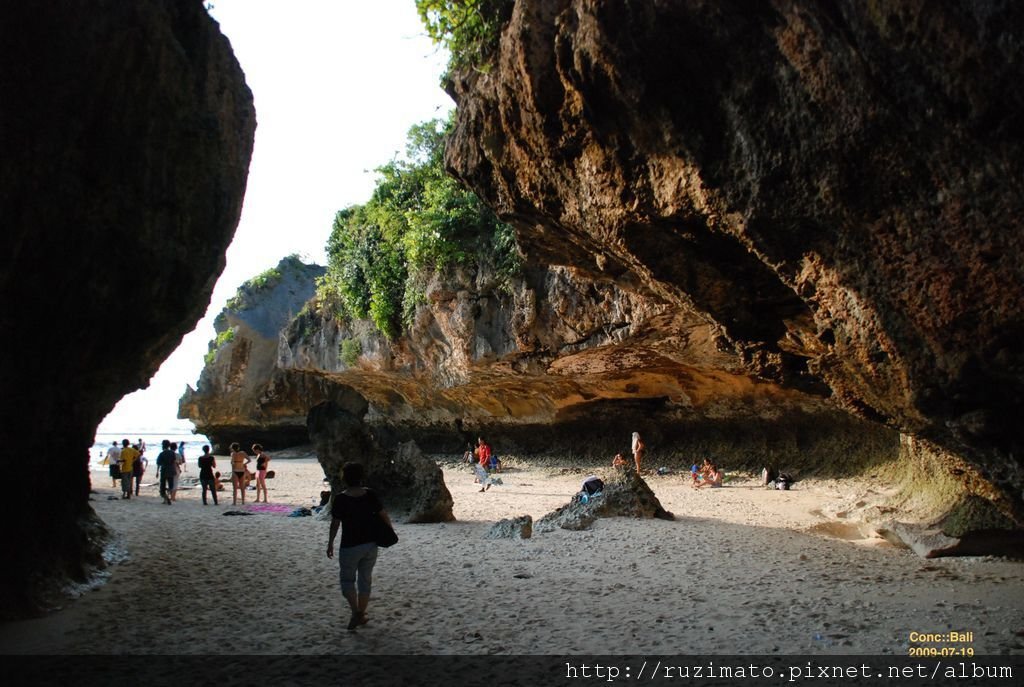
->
[[98, 0, 453, 433]]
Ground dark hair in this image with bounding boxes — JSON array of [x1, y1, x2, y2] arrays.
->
[[162, 440, 170, 449], [202, 445, 210, 453], [230, 442, 240, 451], [341, 462, 365, 487], [252, 443, 263, 452], [169, 442, 177, 450]]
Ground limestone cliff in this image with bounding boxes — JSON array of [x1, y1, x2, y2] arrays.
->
[[0, 1, 255, 617], [444, 0, 1024, 522], [179, 0, 1019, 544], [197, 253, 896, 476], [179, 256, 325, 451]]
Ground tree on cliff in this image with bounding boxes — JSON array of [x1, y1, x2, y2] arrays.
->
[[319, 116, 520, 339], [416, 0, 515, 72]]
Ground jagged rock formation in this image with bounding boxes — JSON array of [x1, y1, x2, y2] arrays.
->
[[0, 1, 254, 617], [535, 468, 673, 532], [308, 402, 454, 523], [177, 0, 1019, 550], [487, 515, 534, 539], [444, 0, 1024, 524], [179, 256, 324, 451], [276, 261, 895, 470]]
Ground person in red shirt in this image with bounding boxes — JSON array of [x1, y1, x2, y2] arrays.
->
[[476, 437, 491, 470]]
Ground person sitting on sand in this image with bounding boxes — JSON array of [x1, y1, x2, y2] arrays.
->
[[612, 453, 628, 468], [691, 457, 712, 486], [230, 442, 252, 505], [694, 462, 724, 488]]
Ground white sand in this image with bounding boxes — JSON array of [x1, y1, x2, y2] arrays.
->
[[0, 455, 1021, 655]]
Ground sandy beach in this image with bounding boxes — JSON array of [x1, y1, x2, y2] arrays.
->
[[0, 453, 1021, 656]]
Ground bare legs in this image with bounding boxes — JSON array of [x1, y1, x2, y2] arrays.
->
[[254, 474, 267, 503], [343, 590, 370, 630], [232, 473, 245, 505]]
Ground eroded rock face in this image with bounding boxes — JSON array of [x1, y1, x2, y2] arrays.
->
[[308, 401, 454, 523], [444, 0, 1024, 519], [487, 515, 534, 539], [0, 1, 254, 617], [277, 260, 896, 472], [179, 256, 325, 451]]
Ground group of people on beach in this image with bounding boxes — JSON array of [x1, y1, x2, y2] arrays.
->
[[103, 438, 192, 501], [613, 432, 724, 487], [691, 457, 724, 488], [610, 431, 647, 473], [102, 440, 271, 506]]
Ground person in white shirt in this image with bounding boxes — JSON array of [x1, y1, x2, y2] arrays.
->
[[104, 441, 121, 487]]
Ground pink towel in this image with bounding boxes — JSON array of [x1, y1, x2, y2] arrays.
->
[[245, 503, 293, 514]]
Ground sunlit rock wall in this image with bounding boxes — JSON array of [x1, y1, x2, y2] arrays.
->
[[444, 0, 1024, 521], [179, 256, 324, 451]]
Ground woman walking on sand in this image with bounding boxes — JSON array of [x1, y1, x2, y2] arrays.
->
[[253, 443, 271, 503], [631, 431, 646, 474], [326, 462, 393, 631], [229, 442, 251, 505]]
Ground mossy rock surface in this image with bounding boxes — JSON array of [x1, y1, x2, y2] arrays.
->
[[941, 495, 1016, 538]]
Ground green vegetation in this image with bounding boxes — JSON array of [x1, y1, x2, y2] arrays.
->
[[318, 116, 521, 339], [204, 327, 236, 365], [225, 264, 285, 311], [339, 338, 362, 367], [416, 0, 514, 73]]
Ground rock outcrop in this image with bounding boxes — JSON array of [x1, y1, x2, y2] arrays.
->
[[308, 401, 454, 523], [444, 0, 1024, 523], [276, 261, 897, 470], [179, 256, 325, 451], [536, 468, 673, 532], [0, 1, 255, 617], [487, 515, 534, 539], [174, 0, 1019, 552]]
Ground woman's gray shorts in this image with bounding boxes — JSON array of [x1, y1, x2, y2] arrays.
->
[[337, 542, 378, 595]]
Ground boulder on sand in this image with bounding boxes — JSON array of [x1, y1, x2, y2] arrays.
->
[[536, 469, 673, 533], [487, 515, 533, 539]]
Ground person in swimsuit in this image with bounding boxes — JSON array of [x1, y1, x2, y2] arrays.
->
[[252, 443, 271, 503], [631, 431, 646, 474], [229, 442, 251, 505]]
